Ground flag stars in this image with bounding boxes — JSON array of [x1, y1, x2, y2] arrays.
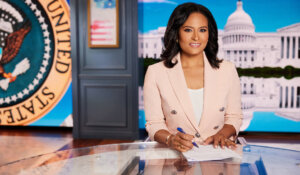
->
[[35, 10, 41, 16], [23, 89, 29, 95], [33, 79, 39, 86], [0, 98, 4, 105], [43, 31, 50, 37], [42, 60, 48, 67], [37, 73, 43, 80], [30, 4, 37, 11], [28, 84, 34, 91], [25, 0, 32, 5], [44, 38, 51, 45], [40, 67, 46, 73], [18, 92, 24, 99], [5, 97, 11, 104], [41, 23, 48, 30], [38, 16, 45, 23], [43, 53, 50, 60], [45, 45, 51, 52], [11, 95, 17, 102]]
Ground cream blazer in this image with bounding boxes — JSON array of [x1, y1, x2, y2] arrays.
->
[[143, 53, 243, 144]]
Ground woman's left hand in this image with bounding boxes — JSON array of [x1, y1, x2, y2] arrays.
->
[[203, 124, 237, 149], [203, 133, 236, 149]]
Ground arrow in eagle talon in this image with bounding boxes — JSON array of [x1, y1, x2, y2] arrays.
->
[[0, 58, 30, 91]]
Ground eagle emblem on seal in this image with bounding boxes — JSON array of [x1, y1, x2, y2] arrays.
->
[[0, 0, 31, 91]]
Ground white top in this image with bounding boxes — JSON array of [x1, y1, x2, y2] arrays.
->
[[188, 88, 204, 125]]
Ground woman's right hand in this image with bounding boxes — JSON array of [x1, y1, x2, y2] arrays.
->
[[167, 132, 194, 152]]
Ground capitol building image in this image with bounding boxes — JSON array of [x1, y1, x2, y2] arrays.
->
[[138, 0, 300, 130]]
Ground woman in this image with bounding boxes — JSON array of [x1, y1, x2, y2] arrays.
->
[[144, 2, 243, 152]]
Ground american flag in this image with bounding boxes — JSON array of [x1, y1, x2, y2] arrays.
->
[[91, 20, 114, 44]]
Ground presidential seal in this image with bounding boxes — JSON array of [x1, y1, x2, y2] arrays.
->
[[0, 0, 71, 125]]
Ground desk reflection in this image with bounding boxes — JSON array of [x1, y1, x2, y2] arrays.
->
[[1, 142, 299, 175], [143, 158, 240, 175]]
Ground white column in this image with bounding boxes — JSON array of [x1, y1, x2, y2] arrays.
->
[[279, 86, 283, 108], [292, 36, 296, 59], [293, 86, 297, 108], [289, 36, 293, 59], [282, 86, 286, 108], [250, 50, 252, 66], [295, 36, 299, 59], [287, 86, 291, 108], [234, 50, 237, 62], [240, 51, 243, 68], [284, 86, 290, 108], [241, 50, 244, 68], [254, 50, 257, 65], [283, 36, 287, 59]]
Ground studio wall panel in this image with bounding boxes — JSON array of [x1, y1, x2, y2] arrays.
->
[[82, 83, 127, 127]]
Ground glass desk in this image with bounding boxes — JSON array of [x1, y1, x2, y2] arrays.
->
[[1, 142, 299, 175]]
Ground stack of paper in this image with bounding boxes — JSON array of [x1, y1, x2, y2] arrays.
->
[[183, 145, 242, 162]]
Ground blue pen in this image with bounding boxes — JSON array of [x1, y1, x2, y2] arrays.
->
[[177, 127, 199, 148]]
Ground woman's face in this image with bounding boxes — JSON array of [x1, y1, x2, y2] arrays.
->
[[178, 12, 209, 57]]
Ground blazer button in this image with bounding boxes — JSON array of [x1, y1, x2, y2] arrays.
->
[[219, 107, 225, 112], [195, 133, 200, 138], [171, 110, 177, 115]]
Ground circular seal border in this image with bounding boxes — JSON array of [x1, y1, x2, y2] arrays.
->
[[0, 0, 51, 105]]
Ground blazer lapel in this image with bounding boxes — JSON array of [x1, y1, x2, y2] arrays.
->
[[166, 54, 199, 131], [198, 53, 215, 131]]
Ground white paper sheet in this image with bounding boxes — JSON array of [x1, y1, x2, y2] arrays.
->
[[182, 145, 242, 162]]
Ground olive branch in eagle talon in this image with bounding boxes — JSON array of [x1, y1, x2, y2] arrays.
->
[[0, 21, 31, 91]]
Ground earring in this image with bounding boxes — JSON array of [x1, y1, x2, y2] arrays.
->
[[176, 39, 178, 43]]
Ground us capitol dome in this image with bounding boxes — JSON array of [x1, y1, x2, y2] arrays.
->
[[219, 0, 257, 68], [225, 0, 254, 32], [222, 0, 256, 48]]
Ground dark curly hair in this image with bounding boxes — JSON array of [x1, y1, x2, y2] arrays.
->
[[161, 2, 222, 69]]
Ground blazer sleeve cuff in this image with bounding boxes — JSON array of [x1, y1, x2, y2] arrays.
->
[[224, 116, 243, 136], [145, 122, 169, 141]]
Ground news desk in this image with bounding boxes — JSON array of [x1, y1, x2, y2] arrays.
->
[[1, 142, 299, 175]]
